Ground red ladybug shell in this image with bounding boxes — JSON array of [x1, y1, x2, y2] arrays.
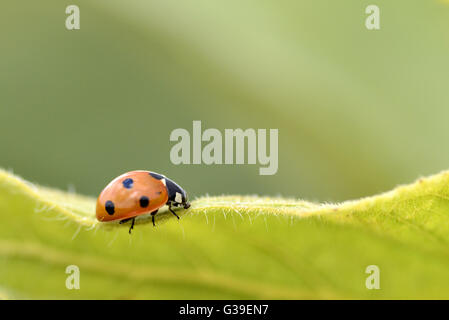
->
[[96, 171, 169, 222]]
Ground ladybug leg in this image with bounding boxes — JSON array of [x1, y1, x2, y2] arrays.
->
[[119, 217, 135, 234], [129, 217, 135, 234], [168, 203, 180, 220], [151, 209, 159, 227]]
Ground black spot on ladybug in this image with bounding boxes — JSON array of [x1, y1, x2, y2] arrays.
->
[[139, 196, 150, 208], [149, 172, 165, 180], [122, 178, 134, 189], [157, 191, 162, 195], [105, 200, 115, 215]]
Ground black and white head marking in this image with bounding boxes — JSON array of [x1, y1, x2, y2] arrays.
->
[[149, 172, 189, 208]]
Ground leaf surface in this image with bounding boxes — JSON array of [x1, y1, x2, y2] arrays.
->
[[1, 169, 449, 299]]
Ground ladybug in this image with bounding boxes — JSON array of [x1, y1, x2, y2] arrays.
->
[[96, 171, 190, 233]]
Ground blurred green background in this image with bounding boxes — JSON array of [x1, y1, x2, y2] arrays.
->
[[1, 0, 449, 202]]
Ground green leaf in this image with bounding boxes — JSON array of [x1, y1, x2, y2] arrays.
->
[[2, 168, 449, 299]]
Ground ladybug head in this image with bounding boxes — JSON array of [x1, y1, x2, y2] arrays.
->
[[165, 177, 190, 209]]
